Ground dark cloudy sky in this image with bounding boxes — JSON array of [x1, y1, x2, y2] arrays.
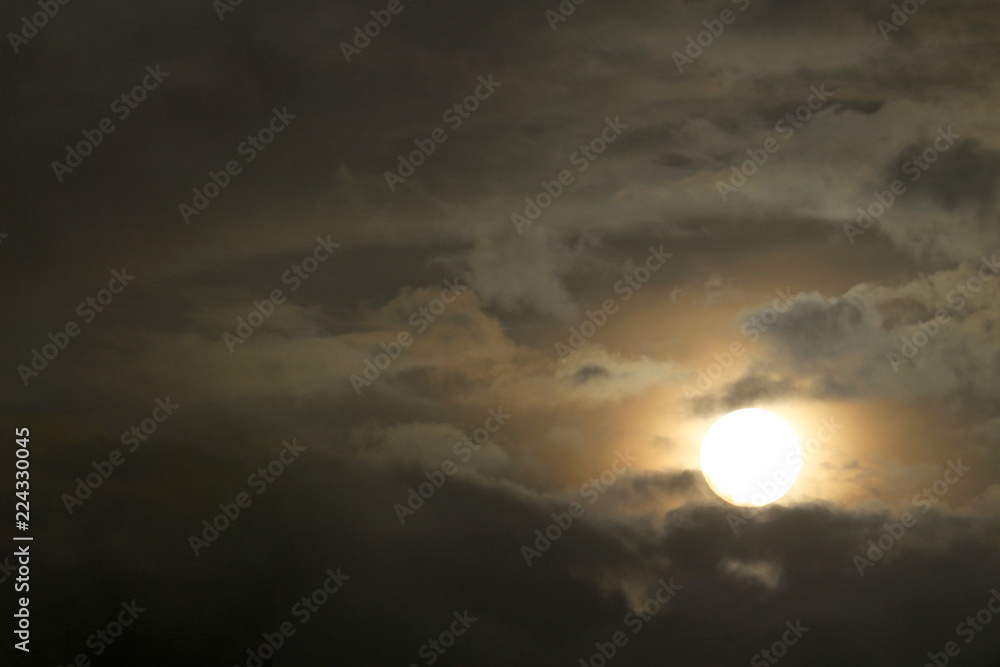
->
[[4, 0, 1000, 664]]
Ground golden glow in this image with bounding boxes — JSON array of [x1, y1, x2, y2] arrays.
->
[[700, 408, 802, 507]]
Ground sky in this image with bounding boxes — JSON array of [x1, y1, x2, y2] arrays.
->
[[3, 0, 1000, 665]]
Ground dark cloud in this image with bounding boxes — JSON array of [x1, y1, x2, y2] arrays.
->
[[902, 140, 1000, 214], [16, 435, 1000, 665], [574, 364, 612, 384], [753, 293, 882, 361], [691, 374, 796, 416], [4, 0, 1000, 664]]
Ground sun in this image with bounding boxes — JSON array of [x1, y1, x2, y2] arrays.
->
[[700, 408, 802, 507]]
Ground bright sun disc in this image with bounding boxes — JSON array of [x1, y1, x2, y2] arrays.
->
[[700, 408, 802, 507]]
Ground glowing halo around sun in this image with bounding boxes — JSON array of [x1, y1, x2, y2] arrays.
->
[[700, 408, 802, 507]]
